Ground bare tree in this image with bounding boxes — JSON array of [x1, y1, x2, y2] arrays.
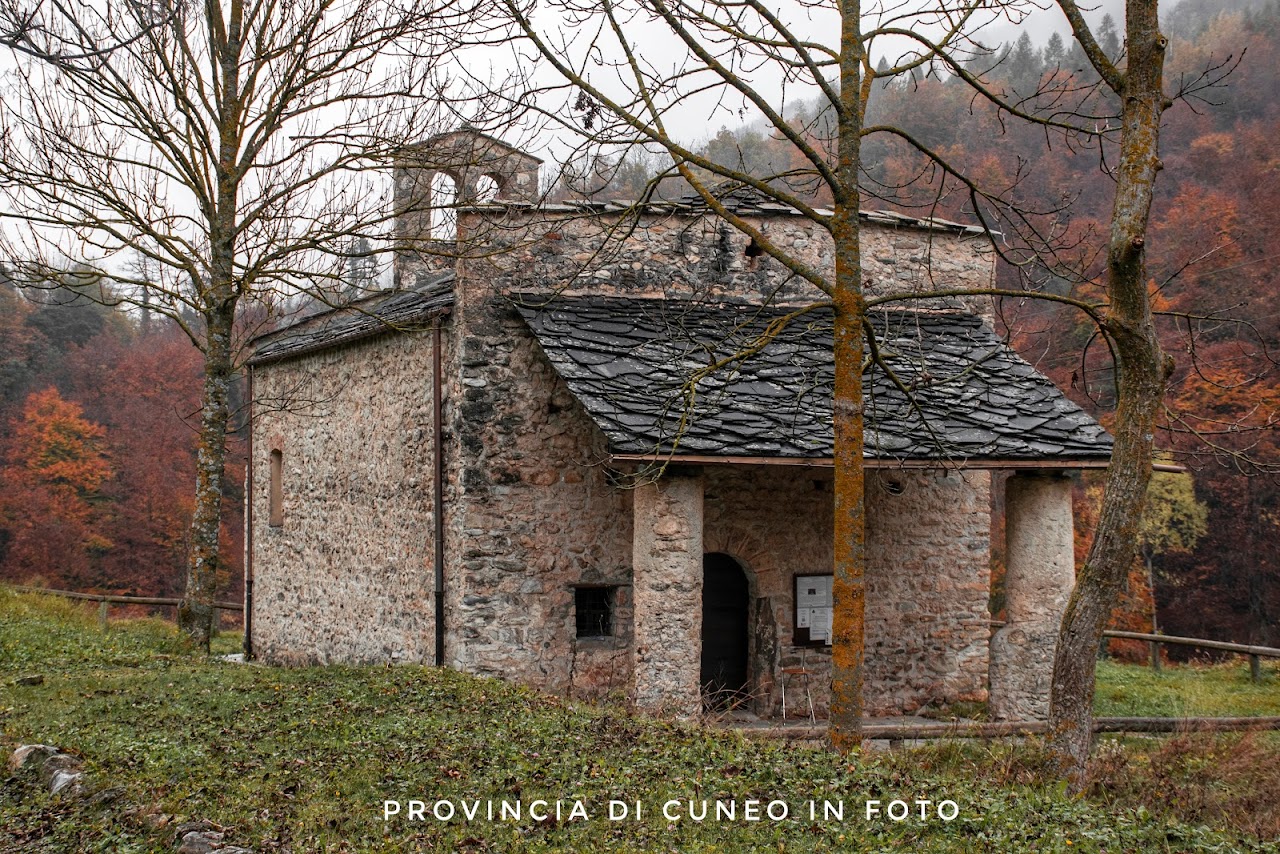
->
[[845, 0, 1244, 787], [0, 0, 494, 647], [1044, 0, 1174, 789], [499, 0, 1063, 748]]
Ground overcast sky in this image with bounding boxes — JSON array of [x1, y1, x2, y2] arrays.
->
[[501, 0, 1136, 169], [984, 0, 1125, 47]]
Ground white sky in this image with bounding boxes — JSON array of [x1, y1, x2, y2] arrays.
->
[[485, 0, 1130, 171], [0, 0, 1130, 286]]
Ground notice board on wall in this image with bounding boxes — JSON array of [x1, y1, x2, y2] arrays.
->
[[793, 573, 833, 646]]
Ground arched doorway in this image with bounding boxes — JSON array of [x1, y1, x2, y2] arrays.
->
[[701, 552, 750, 708]]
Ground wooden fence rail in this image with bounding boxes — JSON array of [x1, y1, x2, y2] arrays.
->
[[1104, 629, 1280, 682], [9, 585, 242, 631], [990, 621, 1280, 683], [866, 716, 1280, 739], [740, 717, 1280, 742]]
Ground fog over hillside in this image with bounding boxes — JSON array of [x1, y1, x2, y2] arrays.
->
[[986, 0, 1273, 48]]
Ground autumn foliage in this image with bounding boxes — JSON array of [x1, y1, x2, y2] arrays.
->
[[873, 3, 1280, 649], [0, 387, 112, 587], [0, 286, 244, 603]]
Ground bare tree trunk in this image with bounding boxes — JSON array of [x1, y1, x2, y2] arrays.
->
[[179, 18, 243, 650], [1048, 0, 1171, 790], [178, 302, 235, 649], [828, 0, 866, 752]]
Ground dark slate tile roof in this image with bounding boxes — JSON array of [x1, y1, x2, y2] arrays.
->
[[464, 185, 982, 235], [249, 272, 455, 366], [671, 184, 984, 233], [515, 295, 1112, 463]]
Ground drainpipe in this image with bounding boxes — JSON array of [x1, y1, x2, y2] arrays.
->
[[243, 366, 255, 659], [433, 317, 446, 666]]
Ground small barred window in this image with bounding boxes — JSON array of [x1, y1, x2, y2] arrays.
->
[[575, 587, 613, 638]]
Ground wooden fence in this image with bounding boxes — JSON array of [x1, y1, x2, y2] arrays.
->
[[1104, 629, 1280, 683], [988, 621, 1280, 683], [10, 585, 242, 631], [737, 716, 1280, 743]]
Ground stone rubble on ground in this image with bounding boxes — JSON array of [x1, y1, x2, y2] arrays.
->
[[174, 822, 255, 854], [7, 744, 254, 853], [8, 743, 83, 797]]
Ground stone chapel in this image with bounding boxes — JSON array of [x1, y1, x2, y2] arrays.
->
[[243, 130, 1112, 721]]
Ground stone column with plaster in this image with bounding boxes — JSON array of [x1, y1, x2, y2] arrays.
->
[[632, 470, 704, 717], [990, 473, 1076, 721]]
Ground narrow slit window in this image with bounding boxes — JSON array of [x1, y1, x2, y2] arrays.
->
[[575, 587, 613, 638], [269, 449, 283, 527]]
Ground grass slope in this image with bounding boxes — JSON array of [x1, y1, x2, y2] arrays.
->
[[2, 589, 1278, 853]]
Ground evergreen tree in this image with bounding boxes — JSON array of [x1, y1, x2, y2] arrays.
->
[[1044, 32, 1067, 70], [1097, 14, 1122, 61], [1007, 31, 1042, 95]]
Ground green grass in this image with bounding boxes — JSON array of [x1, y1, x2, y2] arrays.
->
[[3, 588, 1279, 853], [1093, 658, 1280, 718]]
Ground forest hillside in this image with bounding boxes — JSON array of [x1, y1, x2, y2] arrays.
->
[[1, 0, 1277, 650]]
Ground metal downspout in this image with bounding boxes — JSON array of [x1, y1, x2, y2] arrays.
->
[[433, 318, 445, 666], [244, 366, 254, 659]]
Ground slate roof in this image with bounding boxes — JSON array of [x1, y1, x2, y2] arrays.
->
[[249, 272, 455, 366], [671, 184, 985, 234], [515, 296, 1112, 464], [461, 188, 984, 236]]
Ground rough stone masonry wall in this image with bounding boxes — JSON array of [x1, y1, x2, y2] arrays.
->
[[439, 269, 635, 697], [407, 205, 995, 319], [864, 469, 992, 714], [703, 466, 991, 718], [251, 331, 440, 665]]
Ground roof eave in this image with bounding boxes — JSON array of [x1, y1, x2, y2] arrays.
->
[[607, 452, 1159, 471], [247, 304, 452, 368]]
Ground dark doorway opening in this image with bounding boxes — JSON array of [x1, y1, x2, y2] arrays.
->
[[701, 552, 750, 709]]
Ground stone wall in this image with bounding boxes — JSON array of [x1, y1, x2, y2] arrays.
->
[[864, 469, 992, 714], [440, 268, 635, 697], [250, 330, 441, 665], [406, 205, 996, 318], [703, 466, 991, 718]]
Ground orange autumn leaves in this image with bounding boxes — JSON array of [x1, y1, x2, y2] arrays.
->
[[0, 387, 112, 586]]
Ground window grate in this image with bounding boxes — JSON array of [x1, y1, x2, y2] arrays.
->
[[575, 587, 613, 638]]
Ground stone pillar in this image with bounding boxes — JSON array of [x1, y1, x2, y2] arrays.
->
[[632, 470, 704, 717], [990, 473, 1076, 721]]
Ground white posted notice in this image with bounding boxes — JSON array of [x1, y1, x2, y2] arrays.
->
[[795, 575, 834, 643]]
